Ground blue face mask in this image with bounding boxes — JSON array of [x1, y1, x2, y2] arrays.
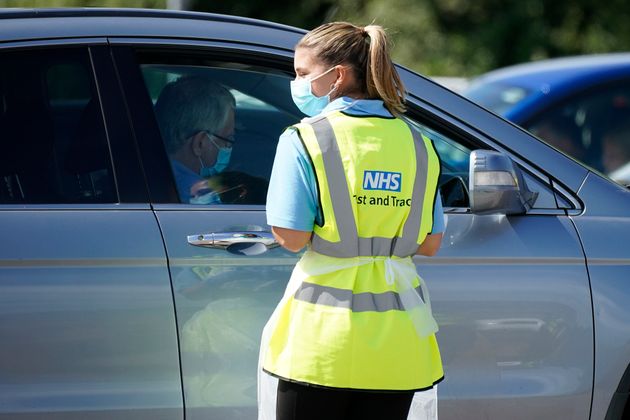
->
[[290, 67, 337, 117], [199, 137, 232, 178]]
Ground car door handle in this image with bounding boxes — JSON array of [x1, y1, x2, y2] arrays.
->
[[187, 231, 280, 250]]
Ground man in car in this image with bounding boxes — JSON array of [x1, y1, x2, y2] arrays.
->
[[154, 75, 236, 203]]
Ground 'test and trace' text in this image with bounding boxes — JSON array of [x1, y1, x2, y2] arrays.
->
[[353, 194, 412, 207]]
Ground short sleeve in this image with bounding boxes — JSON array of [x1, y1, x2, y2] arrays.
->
[[266, 128, 319, 231], [431, 190, 445, 234]]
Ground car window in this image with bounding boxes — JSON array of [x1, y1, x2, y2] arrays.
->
[[0, 48, 116, 204], [404, 115, 558, 209], [137, 55, 557, 209], [139, 61, 301, 205], [415, 122, 472, 208], [525, 82, 630, 186], [465, 81, 533, 116]]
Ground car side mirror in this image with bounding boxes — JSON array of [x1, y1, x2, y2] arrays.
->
[[469, 150, 538, 215]]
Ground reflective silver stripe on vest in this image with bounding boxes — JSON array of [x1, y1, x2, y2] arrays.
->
[[391, 127, 431, 257], [309, 117, 360, 257], [308, 117, 432, 258], [294, 282, 425, 312]]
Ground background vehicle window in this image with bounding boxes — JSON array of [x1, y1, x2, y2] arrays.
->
[[0, 48, 116, 204], [140, 62, 300, 205], [525, 83, 630, 185], [465, 82, 532, 116]]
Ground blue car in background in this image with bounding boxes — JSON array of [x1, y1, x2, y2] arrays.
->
[[465, 54, 630, 185]]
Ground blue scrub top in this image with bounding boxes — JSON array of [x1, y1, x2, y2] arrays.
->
[[266, 97, 445, 234]]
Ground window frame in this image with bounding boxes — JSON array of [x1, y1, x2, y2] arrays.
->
[[110, 38, 580, 214], [111, 42, 297, 208], [404, 94, 582, 214], [0, 40, 149, 209]]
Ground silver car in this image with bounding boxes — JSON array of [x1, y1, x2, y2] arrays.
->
[[0, 8, 628, 420]]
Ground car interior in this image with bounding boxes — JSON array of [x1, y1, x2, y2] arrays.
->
[[0, 48, 115, 205], [140, 61, 484, 209]]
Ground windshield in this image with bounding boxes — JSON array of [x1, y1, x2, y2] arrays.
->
[[465, 82, 533, 115]]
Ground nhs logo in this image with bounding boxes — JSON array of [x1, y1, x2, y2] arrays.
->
[[363, 170, 402, 192]]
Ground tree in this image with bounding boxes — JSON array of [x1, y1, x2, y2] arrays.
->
[[190, 0, 336, 30], [9, 0, 630, 76], [1, 0, 165, 7], [330, 0, 630, 76]]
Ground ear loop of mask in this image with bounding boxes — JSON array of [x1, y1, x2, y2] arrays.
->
[[316, 66, 362, 114], [310, 66, 339, 98], [330, 66, 360, 113]]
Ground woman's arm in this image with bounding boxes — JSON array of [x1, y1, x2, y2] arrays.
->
[[274, 227, 442, 255], [272, 226, 312, 252], [416, 233, 443, 256], [266, 129, 319, 253]]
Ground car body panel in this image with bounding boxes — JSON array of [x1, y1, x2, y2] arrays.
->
[[149, 207, 594, 420], [0, 10, 301, 52], [572, 172, 630, 420], [152, 208, 292, 420], [0, 209, 182, 419], [420, 212, 593, 420]]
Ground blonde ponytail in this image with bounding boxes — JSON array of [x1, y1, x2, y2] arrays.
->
[[363, 25, 406, 115], [297, 22, 406, 116]]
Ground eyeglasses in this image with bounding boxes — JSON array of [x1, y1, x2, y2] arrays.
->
[[202, 130, 235, 148]]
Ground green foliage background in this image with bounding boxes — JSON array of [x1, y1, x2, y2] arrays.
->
[[4, 0, 630, 76]]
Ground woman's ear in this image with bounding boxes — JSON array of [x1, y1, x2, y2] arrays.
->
[[331, 65, 357, 97], [332, 65, 347, 90]]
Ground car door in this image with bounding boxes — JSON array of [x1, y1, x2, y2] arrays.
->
[[402, 114, 593, 420], [113, 38, 592, 420], [0, 42, 182, 419], [112, 42, 301, 420]]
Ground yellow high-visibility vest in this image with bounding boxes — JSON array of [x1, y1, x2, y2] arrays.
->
[[263, 110, 444, 391]]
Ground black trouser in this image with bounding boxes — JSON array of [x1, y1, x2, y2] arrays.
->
[[276, 379, 414, 420]]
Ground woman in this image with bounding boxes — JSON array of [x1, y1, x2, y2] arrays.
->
[[259, 22, 445, 420]]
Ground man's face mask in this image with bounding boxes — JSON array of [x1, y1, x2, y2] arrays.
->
[[290, 67, 337, 117], [198, 132, 233, 178]]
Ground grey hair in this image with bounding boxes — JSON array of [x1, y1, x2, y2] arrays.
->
[[154, 75, 235, 154]]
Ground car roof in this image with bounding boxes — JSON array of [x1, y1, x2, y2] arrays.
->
[[0, 8, 305, 51], [467, 53, 630, 122], [472, 53, 630, 90]]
